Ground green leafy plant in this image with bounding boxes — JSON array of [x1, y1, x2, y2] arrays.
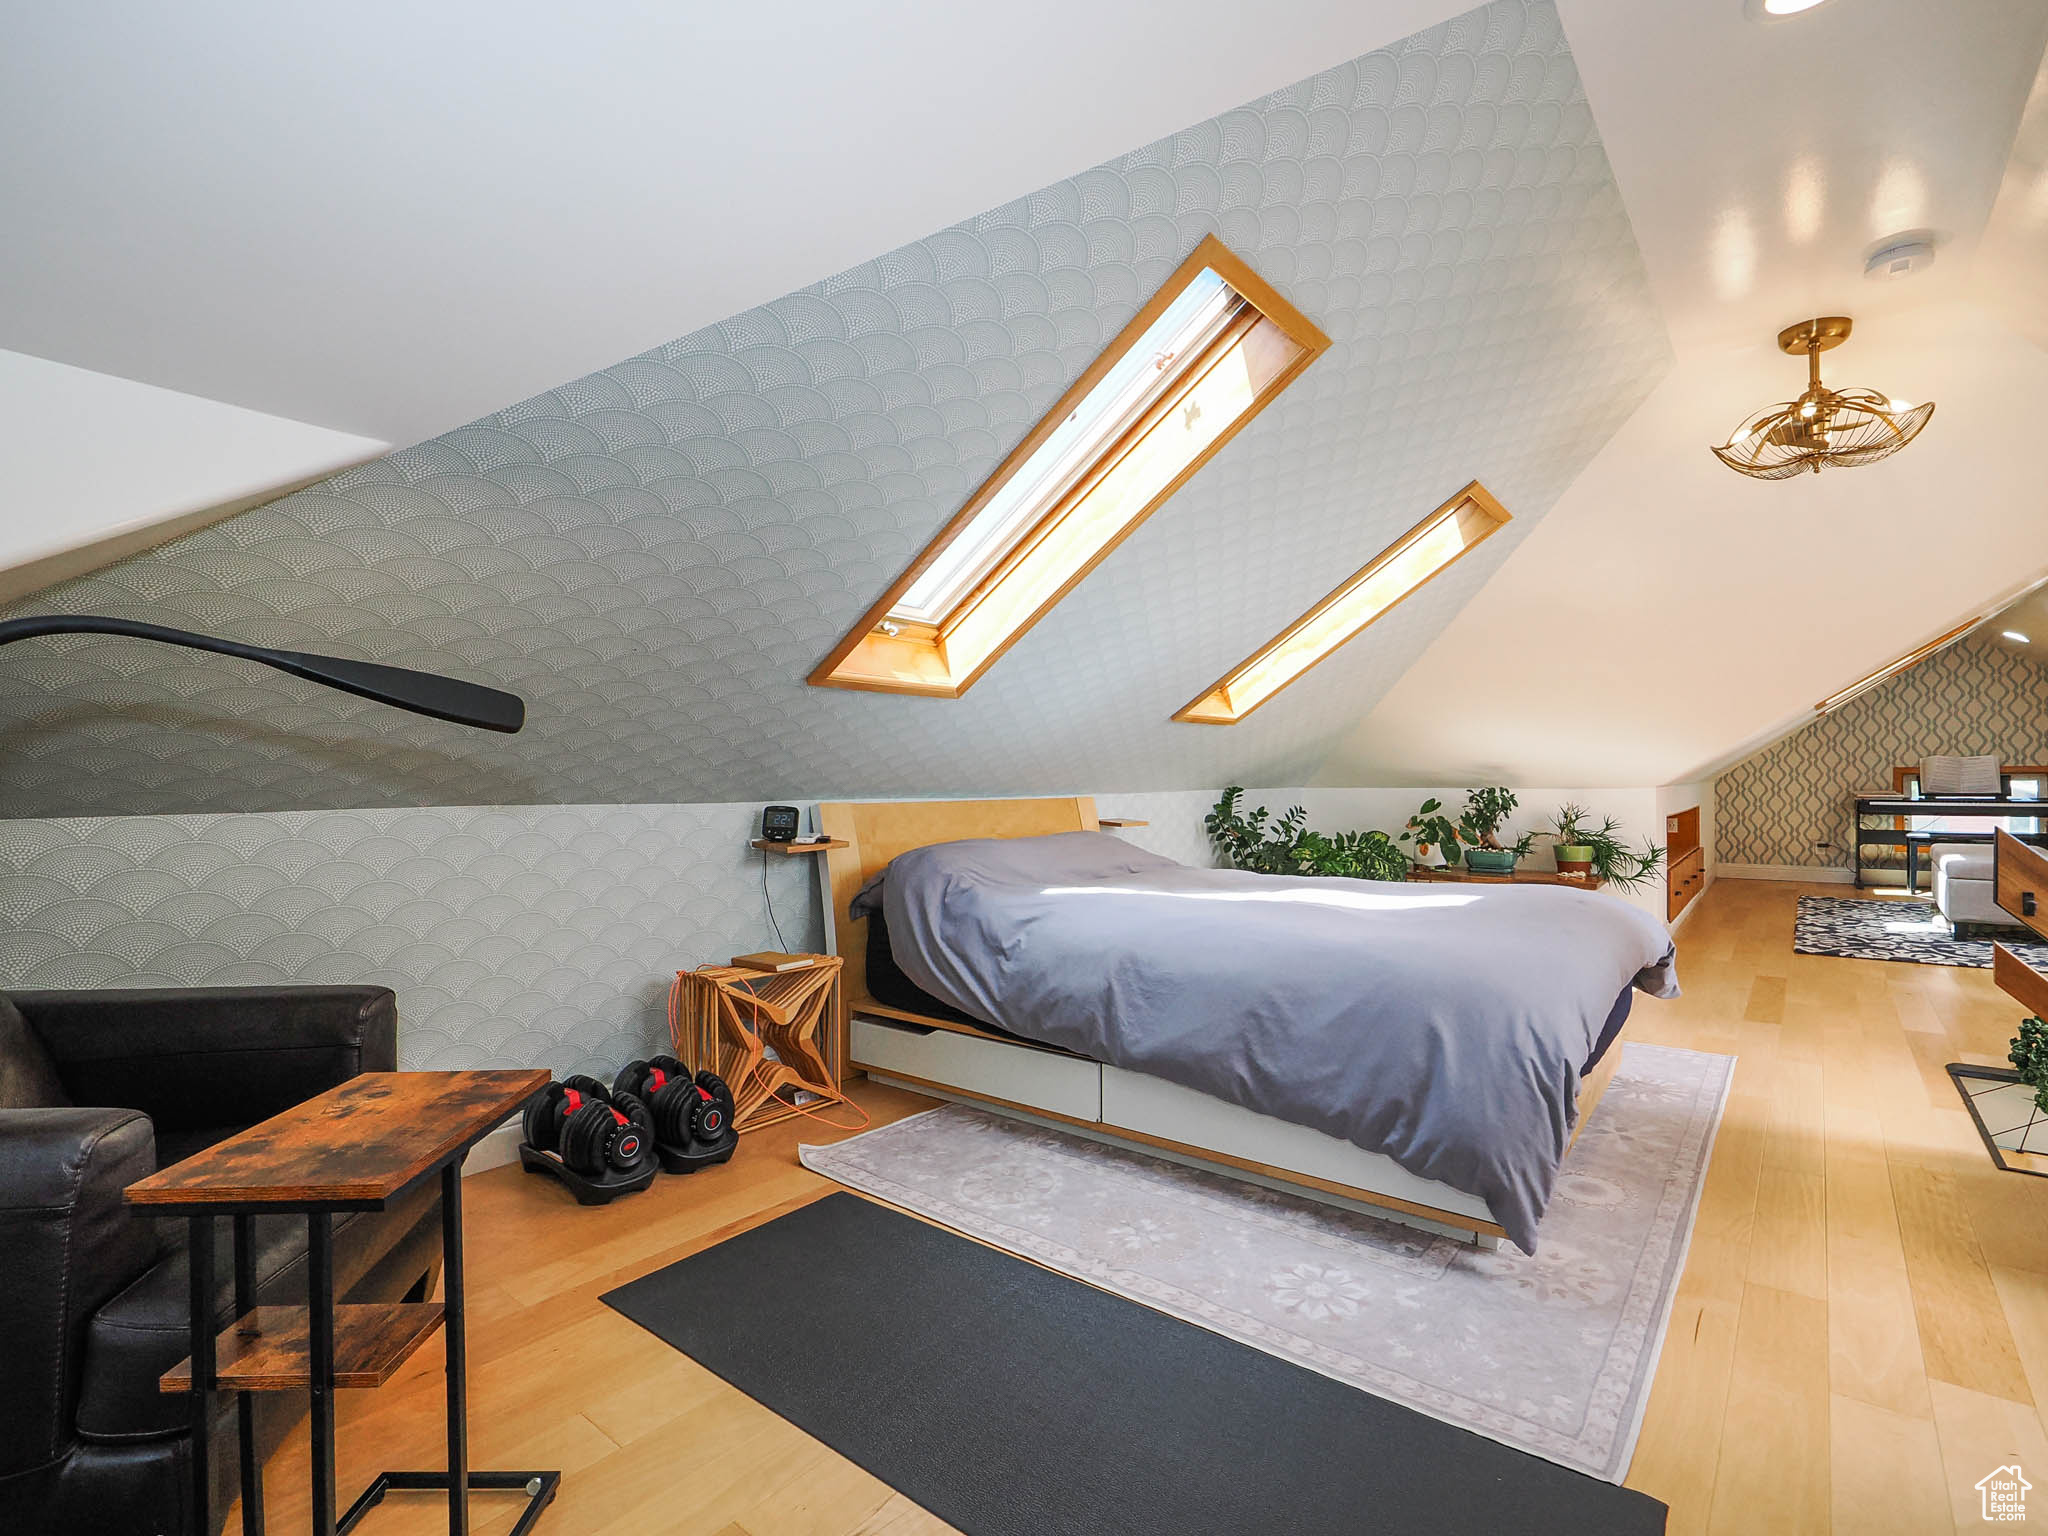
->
[[1398, 788, 1534, 864], [1458, 787, 1534, 857], [1397, 797, 1465, 863], [2011, 1015, 2048, 1115], [1548, 802, 1666, 890], [1205, 787, 1408, 881]]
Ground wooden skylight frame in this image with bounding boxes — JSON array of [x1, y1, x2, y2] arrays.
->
[[810, 236, 1329, 697], [1175, 481, 1513, 725]]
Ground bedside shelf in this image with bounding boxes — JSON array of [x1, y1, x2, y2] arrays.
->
[[1097, 817, 1150, 828], [163, 1303, 445, 1393], [750, 838, 849, 854]]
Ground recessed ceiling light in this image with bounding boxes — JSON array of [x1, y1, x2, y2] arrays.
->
[[2005, 630, 2033, 644], [1746, 0, 1833, 18]]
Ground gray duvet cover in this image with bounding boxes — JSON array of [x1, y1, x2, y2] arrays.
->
[[851, 831, 1678, 1251]]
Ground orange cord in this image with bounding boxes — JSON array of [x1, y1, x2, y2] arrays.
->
[[764, 1085, 871, 1133]]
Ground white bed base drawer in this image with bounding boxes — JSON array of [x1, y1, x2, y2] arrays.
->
[[1098, 1066, 1494, 1227], [850, 1016, 1102, 1122]]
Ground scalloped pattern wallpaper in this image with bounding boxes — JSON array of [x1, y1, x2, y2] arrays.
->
[[0, 0, 1666, 819], [0, 791, 1222, 1076], [1715, 634, 2048, 874]]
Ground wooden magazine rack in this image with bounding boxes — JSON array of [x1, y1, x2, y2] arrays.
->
[[669, 958, 845, 1132]]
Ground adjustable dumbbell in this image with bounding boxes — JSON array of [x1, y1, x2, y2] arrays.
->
[[613, 1055, 738, 1154], [521, 1076, 652, 1177]]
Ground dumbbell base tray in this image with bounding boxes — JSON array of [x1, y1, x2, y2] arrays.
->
[[517, 1142, 657, 1204], [652, 1138, 738, 1176]]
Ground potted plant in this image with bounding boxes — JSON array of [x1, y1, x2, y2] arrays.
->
[[1400, 788, 1532, 874], [2011, 1015, 2048, 1115], [1546, 802, 1667, 889], [1398, 797, 1466, 869], [1456, 786, 1532, 873], [1551, 803, 1599, 875], [1206, 787, 1408, 881]]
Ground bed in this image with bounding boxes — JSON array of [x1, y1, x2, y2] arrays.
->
[[817, 796, 1677, 1250]]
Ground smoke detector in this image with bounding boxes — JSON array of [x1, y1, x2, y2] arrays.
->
[[1864, 233, 1937, 281]]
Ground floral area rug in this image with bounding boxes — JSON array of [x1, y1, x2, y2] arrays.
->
[[1793, 893, 2048, 968], [801, 1042, 1732, 1482]]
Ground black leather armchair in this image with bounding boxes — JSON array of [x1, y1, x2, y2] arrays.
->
[[0, 986, 443, 1535]]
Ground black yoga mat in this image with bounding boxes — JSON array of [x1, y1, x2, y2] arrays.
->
[[602, 1192, 1667, 1536]]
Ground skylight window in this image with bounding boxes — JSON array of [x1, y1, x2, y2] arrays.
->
[[811, 237, 1328, 697], [1176, 482, 1512, 725]]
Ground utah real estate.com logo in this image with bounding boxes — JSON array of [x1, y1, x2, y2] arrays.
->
[[1978, 1464, 2032, 1522]]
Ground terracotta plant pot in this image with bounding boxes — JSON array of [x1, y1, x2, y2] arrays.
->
[[1554, 844, 1596, 876]]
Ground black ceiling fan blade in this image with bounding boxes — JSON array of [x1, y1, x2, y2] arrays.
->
[[0, 615, 525, 733]]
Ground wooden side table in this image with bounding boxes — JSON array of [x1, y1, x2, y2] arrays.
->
[[126, 1069, 553, 1536], [669, 955, 845, 1130]]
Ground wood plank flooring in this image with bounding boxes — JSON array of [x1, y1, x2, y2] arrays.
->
[[242, 877, 2048, 1533]]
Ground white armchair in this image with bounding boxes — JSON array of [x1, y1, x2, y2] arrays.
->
[[1931, 842, 2024, 936]]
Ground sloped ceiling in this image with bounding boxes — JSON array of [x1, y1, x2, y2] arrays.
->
[[0, 0, 1456, 615], [0, 0, 1467, 448], [1320, 0, 2048, 788], [0, 350, 385, 606], [0, 0, 1669, 817], [1316, 303, 2048, 788]]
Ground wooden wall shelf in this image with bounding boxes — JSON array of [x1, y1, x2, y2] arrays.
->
[[750, 838, 849, 855], [1097, 817, 1150, 828], [1407, 866, 1599, 888]]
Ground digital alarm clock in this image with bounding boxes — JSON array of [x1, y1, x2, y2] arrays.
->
[[760, 805, 801, 843]]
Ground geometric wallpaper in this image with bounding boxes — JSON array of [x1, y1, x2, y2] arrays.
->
[[0, 0, 1668, 818], [1715, 633, 2048, 873], [0, 789, 1224, 1078]]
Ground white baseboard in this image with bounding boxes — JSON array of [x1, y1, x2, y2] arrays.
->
[[1717, 863, 1855, 884], [461, 1119, 524, 1176]]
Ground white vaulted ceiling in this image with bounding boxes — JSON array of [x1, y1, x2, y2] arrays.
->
[[0, 0, 1469, 446], [4, 0, 2048, 814], [1320, 0, 2048, 788]]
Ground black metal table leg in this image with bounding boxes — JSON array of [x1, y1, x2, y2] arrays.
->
[[329, 1155, 555, 1536], [189, 1215, 216, 1536], [442, 1163, 468, 1536], [234, 1214, 264, 1536], [309, 1212, 337, 1536]]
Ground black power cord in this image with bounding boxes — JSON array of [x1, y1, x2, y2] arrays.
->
[[760, 847, 790, 952]]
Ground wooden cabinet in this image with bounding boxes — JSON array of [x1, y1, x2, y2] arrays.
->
[[1667, 807, 1704, 922]]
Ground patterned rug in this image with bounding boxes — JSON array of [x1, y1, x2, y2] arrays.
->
[[1792, 894, 2048, 968], [802, 1042, 1732, 1482]]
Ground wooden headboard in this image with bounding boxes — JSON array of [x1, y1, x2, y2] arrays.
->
[[816, 796, 1098, 1021]]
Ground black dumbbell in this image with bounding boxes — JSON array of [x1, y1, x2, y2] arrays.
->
[[614, 1056, 736, 1150], [695, 1069, 737, 1135], [557, 1090, 650, 1177], [521, 1074, 612, 1155]]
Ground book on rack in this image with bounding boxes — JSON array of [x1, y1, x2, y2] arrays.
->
[[732, 951, 818, 973]]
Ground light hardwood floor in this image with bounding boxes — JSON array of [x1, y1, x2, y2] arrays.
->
[[243, 877, 2048, 1534]]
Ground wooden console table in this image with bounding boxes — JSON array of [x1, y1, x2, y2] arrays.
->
[[126, 1069, 553, 1536]]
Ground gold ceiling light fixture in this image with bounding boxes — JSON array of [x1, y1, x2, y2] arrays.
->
[[1711, 317, 1934, 480]]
